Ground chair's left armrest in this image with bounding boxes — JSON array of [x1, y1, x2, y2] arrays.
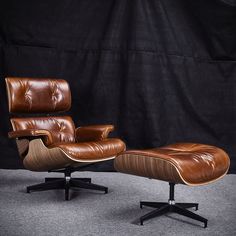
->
[[8, 129, 53, 145], [75, 125, 114, 142]]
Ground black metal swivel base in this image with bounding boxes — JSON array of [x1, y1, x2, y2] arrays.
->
[[140, 183, 208, 228], [26, 167, 108, 200]]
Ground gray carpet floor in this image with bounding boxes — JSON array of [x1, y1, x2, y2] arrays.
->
[[0, 170, 235, 236]]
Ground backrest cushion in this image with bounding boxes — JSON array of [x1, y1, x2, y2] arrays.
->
[[6, 77, 71, 113], [11, 116, 75, 145]]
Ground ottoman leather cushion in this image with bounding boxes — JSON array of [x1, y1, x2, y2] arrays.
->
[[115, 143, 230, 186]]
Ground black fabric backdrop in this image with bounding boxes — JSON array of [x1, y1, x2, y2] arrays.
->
[[0, 0, 235, 173]]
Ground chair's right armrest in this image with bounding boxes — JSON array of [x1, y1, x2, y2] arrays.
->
[[75, 125, 114, 142], [8, 129, 53, 145]]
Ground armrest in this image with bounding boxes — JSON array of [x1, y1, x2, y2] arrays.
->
[[75, 125, 114, 142], [8, 129, 53, 145]]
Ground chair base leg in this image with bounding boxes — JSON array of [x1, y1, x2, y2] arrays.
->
[[45, 177, 91, 183], [27, 179, 65, 193], [70, 179, 108, 194], [139, 183, 207, 228], [176, 202, 198, 211], [26, 170, 107, 200]]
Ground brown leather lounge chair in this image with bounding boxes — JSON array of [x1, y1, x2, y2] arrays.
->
[[6, 77, 126, 200]]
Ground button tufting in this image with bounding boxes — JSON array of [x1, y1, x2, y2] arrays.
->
[[11, 116, 76, 145]]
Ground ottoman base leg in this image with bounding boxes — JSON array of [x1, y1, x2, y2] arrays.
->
[[140, 183, 207, 228]]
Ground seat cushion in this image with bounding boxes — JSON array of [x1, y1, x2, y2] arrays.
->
[[49, 138, 126, 162], [115, 143, 230, 186]]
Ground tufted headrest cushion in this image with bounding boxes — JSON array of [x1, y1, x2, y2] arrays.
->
[[5, 77, 71, 113]]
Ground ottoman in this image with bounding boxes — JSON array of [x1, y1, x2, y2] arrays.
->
[[114, 143, 230, 227]]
